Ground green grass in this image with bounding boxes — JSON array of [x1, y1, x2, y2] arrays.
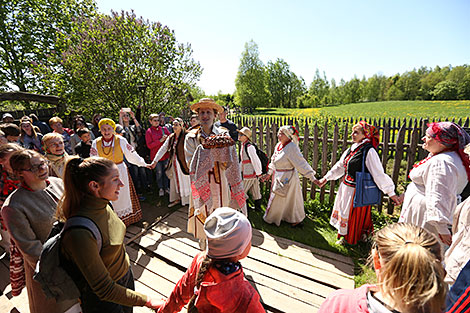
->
[[247, 188, 398, 287], [245, 100, 470, 120]]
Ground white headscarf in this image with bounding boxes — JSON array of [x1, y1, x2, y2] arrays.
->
[[204, 207, 252, 259], [279, 125, 299, 146]]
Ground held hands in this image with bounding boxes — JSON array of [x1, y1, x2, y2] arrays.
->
[[315, 178, 327, 188], [145, 296, 165, 310], [390, 195, 403, 206], [259, 173, 272, 182], [146, 162, 156, 170]]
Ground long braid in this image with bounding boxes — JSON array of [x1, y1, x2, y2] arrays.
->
[[187, 255, 213, 313]]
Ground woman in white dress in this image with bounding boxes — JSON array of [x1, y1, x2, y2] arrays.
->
[[150, 118, 191, 207], [90, 118, 149, 226], [399, 122, 470, 247], [318, 121, 401, 245], [263, 125, 317, 227]]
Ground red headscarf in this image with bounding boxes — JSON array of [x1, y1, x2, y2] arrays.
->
[[358, 121, 379, 149]]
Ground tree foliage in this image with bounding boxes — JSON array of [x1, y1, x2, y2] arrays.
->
[[234, 40, 268, 109], [0, 0, 96, 94], [35, 10, 202, 118]]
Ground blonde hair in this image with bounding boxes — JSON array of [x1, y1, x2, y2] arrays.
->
[[49, 116, 63, 127], [375, 223, 445, 313], [148, 114, 159, 121], [57, 157, 115, 221], [42, 132, 64, 147]]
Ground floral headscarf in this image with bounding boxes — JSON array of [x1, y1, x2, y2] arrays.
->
[[279, 125, 300, 146], [426, 122, 470, 180], [356, 121, 379, 149]]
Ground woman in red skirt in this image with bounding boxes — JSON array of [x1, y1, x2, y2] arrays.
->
[[317, 121, 401, 245]]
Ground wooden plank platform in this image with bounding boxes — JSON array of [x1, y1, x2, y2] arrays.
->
[[0, 207, 355, 312], [126, 208, 355, 312]]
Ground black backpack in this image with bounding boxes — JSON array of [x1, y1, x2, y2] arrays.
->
[[246, 142, 269, 175], [33, 216, 102, 302]]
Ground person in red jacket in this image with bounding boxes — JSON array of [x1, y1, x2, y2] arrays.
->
[[156, 207, 264, 313], [318, 223, 446, 313], [145, 113, 171, 197]]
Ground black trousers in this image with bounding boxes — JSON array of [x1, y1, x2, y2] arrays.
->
[[80, 268, 135, 313]]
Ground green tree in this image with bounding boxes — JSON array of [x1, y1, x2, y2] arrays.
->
[[36, 10, 202, 118], [0, 0, 96, 94], [431, 80, 459, 100], [306, 69, 330, 107], [234, 40, 267, 109], [265, 58, 304, 108]]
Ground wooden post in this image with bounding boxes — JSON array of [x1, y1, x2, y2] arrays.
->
[[406, 127, 419, 180], [311, 123, 320, 199], [302, 122, 310, 199], [329, 123, 339, 203], [390, 125, 405, 214], [319, 121, 328, 202]]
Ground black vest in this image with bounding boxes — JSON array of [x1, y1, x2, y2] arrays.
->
[[343, 142, 374, 187]]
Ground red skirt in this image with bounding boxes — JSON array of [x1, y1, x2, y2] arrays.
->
[[339, 202, 373, 245]]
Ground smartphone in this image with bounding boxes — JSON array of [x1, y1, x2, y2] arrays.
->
[[123, 107, 131, 113]]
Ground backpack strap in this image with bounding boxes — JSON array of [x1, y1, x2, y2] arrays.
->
[[63, 216, 103, 251]]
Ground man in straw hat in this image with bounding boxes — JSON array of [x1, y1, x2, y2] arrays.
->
[[238, 127, 263, 211], [184, 98, 246, 246]]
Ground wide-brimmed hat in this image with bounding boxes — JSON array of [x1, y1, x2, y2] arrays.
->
[[237, 127, 252, 139], [190, 98, 224, 114]]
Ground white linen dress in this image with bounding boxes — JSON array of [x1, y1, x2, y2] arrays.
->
[[399, 150, 468, 241], [264, 141, 316, 226]]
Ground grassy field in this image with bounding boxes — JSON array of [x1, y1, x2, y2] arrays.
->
[[246, 100, 470, 120]]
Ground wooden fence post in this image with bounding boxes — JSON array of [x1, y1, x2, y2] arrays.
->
[[329, 123, 339, 203], [319, 121, 329, 202], [311, 123, 320, 199], [302, 122, 310, 199]]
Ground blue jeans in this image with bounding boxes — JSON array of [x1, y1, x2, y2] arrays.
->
[[126, 161, 149, 193], [155, 159, 169, 190]]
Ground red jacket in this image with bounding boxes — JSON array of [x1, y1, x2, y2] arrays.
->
[[158, 252, 265, 313], [318, 284, 373, 313], [145, 126, 170, 160]]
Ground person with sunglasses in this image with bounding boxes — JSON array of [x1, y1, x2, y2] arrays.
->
[[1, 149, 79, 313]]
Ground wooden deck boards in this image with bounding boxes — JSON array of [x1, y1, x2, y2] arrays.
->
[[127, 207, 355, 312], [0, 207, 355, 312]]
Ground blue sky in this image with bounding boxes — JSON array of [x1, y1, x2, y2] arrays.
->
[[96, 0, 470, 95]]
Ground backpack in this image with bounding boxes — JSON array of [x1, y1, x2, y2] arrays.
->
[[246, 142, 269, 175], [33, 216, 102, 302]]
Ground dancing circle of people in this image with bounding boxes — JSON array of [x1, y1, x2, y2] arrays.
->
[[1, 101, 470, 312]]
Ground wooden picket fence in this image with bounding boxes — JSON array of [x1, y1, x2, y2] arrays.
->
[[232, 115, 470, 214]]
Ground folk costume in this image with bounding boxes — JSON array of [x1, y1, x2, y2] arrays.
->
[[2, 177, 77, 313], [399, 122, 470, 244], [184, 99, 246, 240], [324, 122, 396, 245], [90, 119, 147, 226], [238, 127, 263, 209], [151, 127, 191, 206], [264, 126, 316, 226]]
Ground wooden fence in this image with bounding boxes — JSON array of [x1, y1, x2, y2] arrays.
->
[[232, 116, 470, 214]]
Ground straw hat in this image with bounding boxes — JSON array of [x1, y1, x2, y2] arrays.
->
[[190, 98, 224, 114], [237, 127, 252, 139]]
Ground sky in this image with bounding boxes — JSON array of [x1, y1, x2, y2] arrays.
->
[[96, 0, 470, 95]]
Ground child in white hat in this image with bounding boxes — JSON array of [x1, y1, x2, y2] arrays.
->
[[156, 207, 264, 313]]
